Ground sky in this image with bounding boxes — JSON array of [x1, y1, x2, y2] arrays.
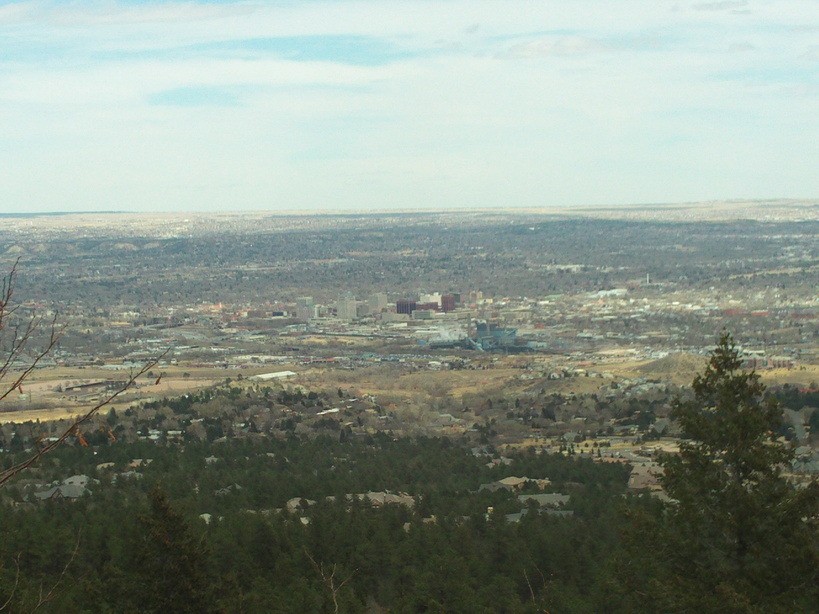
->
[[0, 0, 816, 213]]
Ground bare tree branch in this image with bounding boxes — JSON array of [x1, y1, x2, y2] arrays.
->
[[0, 352, 166, 488], [0, 258, 64, 400], [0, 261, 169, 487], [30, 532, 83, 612], [0, 554, 21, 612], [0, 259, 20, 323], [524, 568, 536, 605], [0, 314, 63, 402], [303, 548, 355, 614], [521, 565, 552, 614]]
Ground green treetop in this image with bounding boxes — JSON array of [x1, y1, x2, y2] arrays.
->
[[652, 333, 817, 612]]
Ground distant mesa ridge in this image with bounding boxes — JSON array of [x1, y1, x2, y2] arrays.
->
[[0, 211, 125, 218]]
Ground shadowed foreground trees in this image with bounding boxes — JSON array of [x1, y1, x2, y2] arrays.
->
[[615, 334, 818, 613], [0, 434, 628, 612], [126, 489, 217, 614]]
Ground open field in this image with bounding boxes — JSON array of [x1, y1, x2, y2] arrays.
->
[[2, 355, 816, 425], [300, 366, 528, 404], [0, 376, 221, 424], [0, 364, 296, 424], [601, 355, 819, 388]]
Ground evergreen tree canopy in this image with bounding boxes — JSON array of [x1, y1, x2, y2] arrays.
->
[[129, 488, 217, 613], [628, 334, 818, 613]]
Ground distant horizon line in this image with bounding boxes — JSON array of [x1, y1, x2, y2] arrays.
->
[[1, 198, 816, 218]]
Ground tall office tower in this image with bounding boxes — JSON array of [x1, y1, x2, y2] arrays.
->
[[336, 295, 358, 321], [441, 294, 456, 312], [368, 292, 388, 315], [396, 300, 417, 315], [296, 296, 314, 320]]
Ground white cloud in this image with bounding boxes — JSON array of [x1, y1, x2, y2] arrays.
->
[[504, 36, 611, 58], [0, 0, 816, 212], [691, 1, 750, 12]]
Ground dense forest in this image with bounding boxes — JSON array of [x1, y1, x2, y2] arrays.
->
[[1, 433, 815, 612], [1, 435, 631, 613], [0, 338, 816, 613]]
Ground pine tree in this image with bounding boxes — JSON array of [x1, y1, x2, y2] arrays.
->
[[646, 334, 818, 612], [128, 488, 218, 613]]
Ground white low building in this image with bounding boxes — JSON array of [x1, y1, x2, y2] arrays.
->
[[249, 370, 297, 381]]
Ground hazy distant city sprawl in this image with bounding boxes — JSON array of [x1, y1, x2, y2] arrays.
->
[[4, 204, 817, 353], [1, 0, 817, 610], [2, 214, 818, 612], [1, 202, 816, 444]]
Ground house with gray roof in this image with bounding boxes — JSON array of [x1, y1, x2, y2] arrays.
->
[[32, 476, 94, 501]]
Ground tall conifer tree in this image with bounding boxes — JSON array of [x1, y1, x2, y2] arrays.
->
[[629, 334, 818, 612]]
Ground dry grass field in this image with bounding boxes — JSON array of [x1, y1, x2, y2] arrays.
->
[[2, 354, 815, 425], [0, 366, 229, 424], [0, 360, 320, 424], [607, 355, 819, 389]]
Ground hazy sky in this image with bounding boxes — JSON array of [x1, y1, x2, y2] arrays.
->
[[0, 0, 816, 213]]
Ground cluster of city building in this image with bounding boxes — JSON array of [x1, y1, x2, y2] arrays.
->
[[295, 291, 478, 322]]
